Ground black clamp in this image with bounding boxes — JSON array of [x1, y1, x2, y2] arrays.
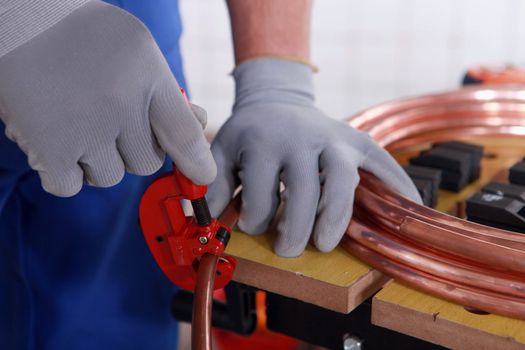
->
[[466, 181, 525, 233], [408, 141, 483, 193]]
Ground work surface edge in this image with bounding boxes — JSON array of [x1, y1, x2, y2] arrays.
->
[[372, 282, 525, 350], [230, 254, 389, 313]]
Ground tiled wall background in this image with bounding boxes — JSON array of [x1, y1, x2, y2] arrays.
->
[[179, 0, 525, 132]]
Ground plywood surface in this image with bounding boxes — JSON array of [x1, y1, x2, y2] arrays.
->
[[225, 229, 388, 313], [373, 283, 525, 350]]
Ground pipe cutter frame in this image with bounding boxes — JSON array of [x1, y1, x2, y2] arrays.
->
[[139, 166, 236, 291]]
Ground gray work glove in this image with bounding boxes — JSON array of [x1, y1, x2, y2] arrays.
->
[[0, 1, 216, 197], [208, 58, 421, 257]]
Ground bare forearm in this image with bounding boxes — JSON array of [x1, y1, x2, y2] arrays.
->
[[226, 0, 312, 64]]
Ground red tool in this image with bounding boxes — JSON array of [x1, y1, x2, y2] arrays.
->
[[139, 166, 236, 291]]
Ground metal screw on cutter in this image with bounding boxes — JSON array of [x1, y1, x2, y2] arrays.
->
[[343, 334, 363, 350], [198, 236, 208, 245]]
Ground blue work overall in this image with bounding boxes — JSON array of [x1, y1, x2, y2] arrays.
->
[[0, 1, 185, 349]]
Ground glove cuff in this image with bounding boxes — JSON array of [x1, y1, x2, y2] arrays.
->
[[0, 0, 91, 58], [233, 58, 315, 109]]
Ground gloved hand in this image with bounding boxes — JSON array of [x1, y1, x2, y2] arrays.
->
[[0, 1, 215, 197], [208, 58, 421, 257]]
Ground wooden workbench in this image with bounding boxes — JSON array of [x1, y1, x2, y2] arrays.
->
[[225, 229, 388, 313], [373, 283, 525, 350], [224, 136, 525, 348]]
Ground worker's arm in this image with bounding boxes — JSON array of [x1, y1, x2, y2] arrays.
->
[[227, 0, 311, 66], [208, 0, 421, 257], [0, 1, 215, 196]]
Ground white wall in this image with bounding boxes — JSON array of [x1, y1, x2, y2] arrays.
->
[[179, 0, 525, 133]]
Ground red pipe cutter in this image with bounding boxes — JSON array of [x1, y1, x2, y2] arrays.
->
[[139, 166, 236, 291]]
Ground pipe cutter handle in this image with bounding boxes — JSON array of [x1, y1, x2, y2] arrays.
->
[[139, 166, 236, 291]]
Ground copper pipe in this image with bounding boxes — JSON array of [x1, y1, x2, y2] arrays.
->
[[191, 196, 241, 350], [400, 217, 525, 272], [354, 184, 525, 271], [192, 253, 218, 350], [347, 220, 525, 299], [360, 174, 525, 244], [348, 85, 525, 150], [342, 238, 525, 320]]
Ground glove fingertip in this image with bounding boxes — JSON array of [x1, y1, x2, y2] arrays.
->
[[39, 171, 83, 198], [386, 169, 423, 204], [273, 242, 305, 258], [273, 229, 307, 258], [169, 143, 217, 185], [384, 176, 423, 204], [363, 145, 423, 204], [313, 213, 351, 253], [314, 234, 341, 253], [401, 184, 423, 204], [190, 103, 208, 129], [207, 199, 223, 219], [237, 217, 268, 236], [207, 183, 233, 218]]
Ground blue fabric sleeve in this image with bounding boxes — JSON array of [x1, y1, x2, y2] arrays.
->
[[0, 1, 186, 349]]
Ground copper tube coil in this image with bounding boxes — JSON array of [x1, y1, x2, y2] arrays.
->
[[347, 220, 525, 299], [350, 178, 525, 320], [346, 84, 525, 319], [348, 84, 525, 151], [342, 237, 525, 320], [354, 184, 525, 272], [192, 253, 218, 350], [359, 174, 525, 245]]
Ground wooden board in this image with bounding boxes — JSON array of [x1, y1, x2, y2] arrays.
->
[[373, 283, 525, 350], [225, 229, 389, 313], [373, 136, 525, 349]]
